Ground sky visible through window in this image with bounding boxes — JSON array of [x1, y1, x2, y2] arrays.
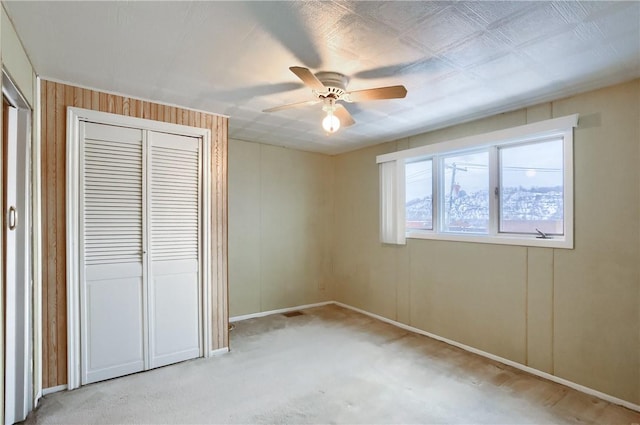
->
[[443, 151, 489, 232], [500, 139, 563, 234], [405, 139, 564, 234], [406, 160, 432, 203], [500, 140, 563, 189], [405, 140, 563, 201]]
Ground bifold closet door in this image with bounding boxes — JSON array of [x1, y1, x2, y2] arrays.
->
[[81, 122, 145, 384], [80, 123, 202, 385], [147, 131, 201, 368]]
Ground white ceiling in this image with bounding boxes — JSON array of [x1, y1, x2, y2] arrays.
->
[[4, 1, 640, 155]]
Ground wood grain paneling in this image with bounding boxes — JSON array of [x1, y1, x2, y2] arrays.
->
[[40, 80, 228, 388]]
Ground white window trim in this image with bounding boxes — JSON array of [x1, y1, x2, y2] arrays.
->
[[378, 114, 578, 249]]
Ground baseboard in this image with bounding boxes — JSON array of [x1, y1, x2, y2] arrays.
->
[[209, 347, 229, 356], [229, 301, 334, 322], [36, 300, 640, 412], [42, 349, 230, 395], [333, 301, 640, 413], [42, 384, 67, 396]]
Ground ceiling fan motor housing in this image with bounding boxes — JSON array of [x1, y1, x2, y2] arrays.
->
[[314, 71, 349, 100]]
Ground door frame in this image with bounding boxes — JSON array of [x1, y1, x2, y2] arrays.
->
[[66, 107, 213, 390], [2, 68, 33, 424]]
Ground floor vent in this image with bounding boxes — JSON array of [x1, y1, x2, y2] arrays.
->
[[282, 311, 304, 318]]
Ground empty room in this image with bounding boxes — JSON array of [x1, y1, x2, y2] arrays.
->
[[1, 1, 640, 424]]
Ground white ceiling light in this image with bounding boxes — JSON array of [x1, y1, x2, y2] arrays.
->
[[322, 98, 340, 133]]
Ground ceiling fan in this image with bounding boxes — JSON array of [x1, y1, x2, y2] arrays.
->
[[263, 66, 408, 133]]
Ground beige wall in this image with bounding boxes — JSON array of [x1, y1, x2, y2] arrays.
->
[[1, 5, 35, 107], [228, 139, 333, 317], [332, 80, 640, 404], [228, 81, 639, 404]]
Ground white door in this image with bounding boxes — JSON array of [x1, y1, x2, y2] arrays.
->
[[4, 101, 19, 425], [80, 122, 145, 384], [3, 65, 35, 423], [4, 97, 33, 424], [147, 132, 201, 368], [80, 123, 202, 385]]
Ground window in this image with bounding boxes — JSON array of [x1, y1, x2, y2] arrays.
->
[[499, 139, 564, 235], [442, 150, 489, 234], [379, 114, 578, 248], [405, 159, 433, 230]]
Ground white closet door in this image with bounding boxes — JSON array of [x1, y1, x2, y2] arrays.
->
[[81, 122, 145, 384], [147, 131, 201, 368]]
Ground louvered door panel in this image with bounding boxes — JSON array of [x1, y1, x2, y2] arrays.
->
[[80, 122, 145, 384], [148, 131, 201, 368]]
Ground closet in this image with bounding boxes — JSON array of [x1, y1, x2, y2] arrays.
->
[[74, 117, 207, 385]]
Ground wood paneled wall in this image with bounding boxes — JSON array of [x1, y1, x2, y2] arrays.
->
[[41, 80, 228, 388]]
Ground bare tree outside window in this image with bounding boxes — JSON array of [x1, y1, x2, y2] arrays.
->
[[442, 151, 489, 233], [405, 159, 432, 230], [499, 139, 563, 235]]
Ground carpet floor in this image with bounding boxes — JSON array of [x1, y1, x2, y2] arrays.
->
[[25, 304, 640, 424]]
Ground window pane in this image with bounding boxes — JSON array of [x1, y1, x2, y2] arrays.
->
[[405, 159, 432, 230], [499, 139, 563, 235], [442, 151, 489, 233]]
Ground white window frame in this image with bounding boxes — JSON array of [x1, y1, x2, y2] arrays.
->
[[377, 114, 578, 249]]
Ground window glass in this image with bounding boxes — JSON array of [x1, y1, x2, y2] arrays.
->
[[378, 114, 576, 248], [405, 159, 432, 230], [442, 151, 489, 233], [499, 139, 564, 235]]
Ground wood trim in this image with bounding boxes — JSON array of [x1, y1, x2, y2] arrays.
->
[[229, 302, 335, 323], [40, 80, 228, 388], [213, 116, 229, 349], [41, 384, 67, 396]]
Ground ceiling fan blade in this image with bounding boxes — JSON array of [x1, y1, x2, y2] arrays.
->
[[334, 104, 355, 127], [289, 66, 325, 91], [347, 85, 407, 102], [263, 99, 321, 113]]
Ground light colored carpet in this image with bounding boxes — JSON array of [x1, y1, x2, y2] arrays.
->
[[26, 305, 640, 424]]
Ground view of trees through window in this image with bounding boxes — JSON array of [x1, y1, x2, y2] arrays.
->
[[443, 151, 489, 233], [405, 159, 432, 230], [499, 139, 563, 234], [405, 139, 564, 236]]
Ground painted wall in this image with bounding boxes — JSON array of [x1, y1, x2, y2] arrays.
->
[[332, 80, 640, 405], [228, 139, 333, 317], [1, 6, 34, 107]]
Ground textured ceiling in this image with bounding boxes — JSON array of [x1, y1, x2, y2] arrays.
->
[[4, 1, 640, 154]]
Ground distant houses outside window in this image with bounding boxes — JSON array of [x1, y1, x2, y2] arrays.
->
[[441, 150, 489, 234], [405, 159, 433, 231], [378, 114, 578, 249], [499, 139, 564, 235]]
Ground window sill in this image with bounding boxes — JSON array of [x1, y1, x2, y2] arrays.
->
[[406, 230, 573, 249]]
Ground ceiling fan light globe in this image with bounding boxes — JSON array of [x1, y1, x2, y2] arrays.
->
[[322, 114, 340, 133]]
